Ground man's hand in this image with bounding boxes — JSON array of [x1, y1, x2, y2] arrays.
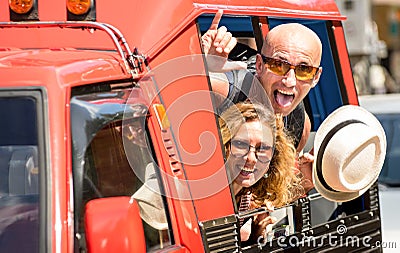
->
[[201, 10, 236, 57], [202, 10, 247, 72]]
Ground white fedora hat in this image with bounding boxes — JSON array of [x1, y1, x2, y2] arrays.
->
[[132, 163, 168, 230], [313, 105, 386, 202]]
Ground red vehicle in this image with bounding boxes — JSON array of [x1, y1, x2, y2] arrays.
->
[[0, 0, 382, 252]]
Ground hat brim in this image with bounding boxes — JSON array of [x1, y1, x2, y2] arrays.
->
[[133, 180, 168, 230], [312, 105, 386, 202], [313, 170, 373, 202], [132, 163, 168, 230]]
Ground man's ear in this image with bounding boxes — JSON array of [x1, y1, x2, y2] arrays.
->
[[311, 67, 322, 88], [255, 54, 264, 76]]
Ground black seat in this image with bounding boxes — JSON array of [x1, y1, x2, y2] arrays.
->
[[8, 146, 39, 195], [0, 146, 40, 252], [0, 146, 39, 195]]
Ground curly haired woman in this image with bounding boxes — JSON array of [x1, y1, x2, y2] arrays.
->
[[219, 101, 304, 243]]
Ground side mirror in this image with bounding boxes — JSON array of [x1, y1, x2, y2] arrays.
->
[[84, 196, 146, 253]]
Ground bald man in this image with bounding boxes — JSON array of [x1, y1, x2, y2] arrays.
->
[[257, 23, 322, 117], [203, 12, 322, 190]]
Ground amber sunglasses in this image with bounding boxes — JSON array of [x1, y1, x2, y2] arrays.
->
[[261, 54, 319, 81]]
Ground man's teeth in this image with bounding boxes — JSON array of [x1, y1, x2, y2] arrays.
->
[[277, 89, 294, 96]]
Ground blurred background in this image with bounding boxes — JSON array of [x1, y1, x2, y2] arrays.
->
[[336, 0, 400, 96], [336, 1, 400, 251]]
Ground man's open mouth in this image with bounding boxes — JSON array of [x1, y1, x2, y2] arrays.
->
[[274, 89, 294, 107]]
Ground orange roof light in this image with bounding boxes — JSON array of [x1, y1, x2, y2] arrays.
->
[[9, 0, 34, 14], [67, 0, 92, 16]]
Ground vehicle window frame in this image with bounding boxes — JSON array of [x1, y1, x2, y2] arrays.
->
[[197, 13, 358, 249], [0, 88, 49, 253], [70, 88, 173, 252]]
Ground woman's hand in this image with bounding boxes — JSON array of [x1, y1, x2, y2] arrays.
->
[[252, 202, 276, 241], [254, 213, 277, 239], [240, 212, 277, 243]]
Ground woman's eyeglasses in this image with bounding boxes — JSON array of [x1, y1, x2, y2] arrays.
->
[[261, 54, 319, 81], [230, 139, 274, 164]]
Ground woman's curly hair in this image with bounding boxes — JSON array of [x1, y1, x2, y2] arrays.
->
[[249, 114, 304, 207], [219, 101, 304, 208]]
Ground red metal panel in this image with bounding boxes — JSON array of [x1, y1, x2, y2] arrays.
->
[[331, 21, 359, 105], [195, 0, 341, 13], [0, 50, 130, 87], [138, 71, 205, 250], [146, 20, 235, 240], [38, 0, 66, 21], [150, 22, 235, 217], [49, 83, 69, 253], [0, 0, 8, 22], [94, 0, 344, 59]]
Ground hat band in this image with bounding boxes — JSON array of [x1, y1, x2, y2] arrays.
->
[[316, 119, 365, 192]]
